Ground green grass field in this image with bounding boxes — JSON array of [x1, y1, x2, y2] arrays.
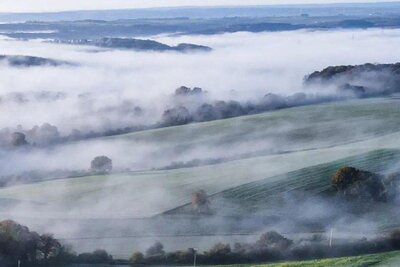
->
[[166, 148, 400, 214], [222, 251, 400, 267], [2, 98, 400, 220], [17, 97, 400, 181], [2, 140, 400, 220]]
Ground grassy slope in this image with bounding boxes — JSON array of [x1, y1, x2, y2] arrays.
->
[[46, 97, 400, 173], [0, 144, 377, 219], [2, 98, 400, 258], [167, 149, 400, 216], [109, 98, 400, 145], [217, 149, 400, 208], [223, 250, 400, 267], [1, 98, 400, 220]]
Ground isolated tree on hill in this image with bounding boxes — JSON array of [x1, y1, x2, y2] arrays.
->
[[90, 156, 112, 174], [191, 190, 212, 215], [331, 167, 387, 201]]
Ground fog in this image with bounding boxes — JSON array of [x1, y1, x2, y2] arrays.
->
[[1, 28, 400, 258], [1, 29, 400, 134], [1, 27, 400, 176]]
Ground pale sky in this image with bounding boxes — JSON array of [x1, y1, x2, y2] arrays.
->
[[0, 0, 398, 13]]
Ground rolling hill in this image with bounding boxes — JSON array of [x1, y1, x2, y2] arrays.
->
[[167, 149, 400, 217], [18, 96, 400, 176], [1, 97, 400, 257], [2, 98, 400, 219]]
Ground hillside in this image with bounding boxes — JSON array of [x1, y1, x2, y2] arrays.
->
[[6, 97, 400, 178], [52, 37, 212, 52], [0, 55, 72, 67], [304, 62, 400, 98], [2, 98, 400, 218], [1, 97, 400, 257], [92, 97, 400, 171], [167, 149, 400, 216]]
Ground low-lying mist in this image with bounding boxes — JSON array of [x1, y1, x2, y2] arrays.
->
[[0, 29, 399, 174], [0, 29, 400, 134], [2, 29, 400, 258]]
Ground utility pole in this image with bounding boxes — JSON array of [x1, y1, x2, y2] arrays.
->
[[194, 249, 197, 267], [189, 248, 197, 267], [329, 228, 334, 247]]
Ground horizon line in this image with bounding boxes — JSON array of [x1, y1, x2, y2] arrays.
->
[[1, 1, 400, 15]]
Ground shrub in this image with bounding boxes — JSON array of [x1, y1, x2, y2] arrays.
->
[[257, 231, 293, 250], [130, 251, 144, 264]]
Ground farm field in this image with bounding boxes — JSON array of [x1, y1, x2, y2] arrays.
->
[[0, 98, 400, 257], [2, 130, 400, 221], [170, 149, 400, 223], [5, 97, 400, 175], [2, 98, 400, 219]]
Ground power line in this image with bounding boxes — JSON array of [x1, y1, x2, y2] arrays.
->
[[59, 232, 261, 241], [59, 230, 329, 241]]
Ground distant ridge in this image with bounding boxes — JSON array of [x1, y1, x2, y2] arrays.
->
[[52, 37, 212, 52], [0, 55, 72, 67], [1, 2, 400, 22]]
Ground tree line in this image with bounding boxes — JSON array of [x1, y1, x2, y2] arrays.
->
[[128, 230, 400, 266]]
